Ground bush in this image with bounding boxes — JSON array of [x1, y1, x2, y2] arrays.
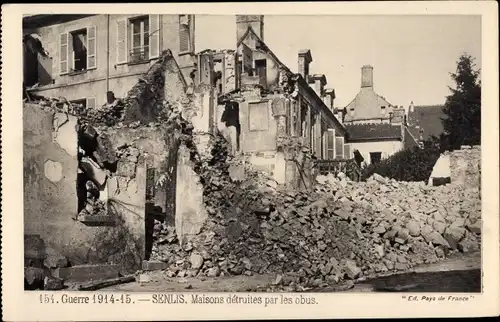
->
[[361, 137, 442, 182]]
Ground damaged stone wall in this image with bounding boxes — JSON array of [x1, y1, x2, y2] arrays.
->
[[449, 146, 481, 190], [24, 103, 144, 273], [24, 50, 191, 276]]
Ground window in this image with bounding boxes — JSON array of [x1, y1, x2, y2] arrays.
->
[[255, 59, 267, 88], [179, 15, 192, 53], [116, 15, 160, 65], [381, 105, 386, 116], [370, 152, 382, 165], [326, 129, 335, 160], [59, 26, 96, 75], [71, 29, 87, 71], [70, 97, 96, 111], [71, 99, 87, 109], [130, 16, 150, 62]]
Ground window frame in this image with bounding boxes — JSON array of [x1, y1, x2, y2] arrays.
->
[[129, 15, 150, 62], [70, 28, 88, 73]]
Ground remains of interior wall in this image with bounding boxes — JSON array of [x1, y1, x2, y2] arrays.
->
[[24, 104, 145, 273]]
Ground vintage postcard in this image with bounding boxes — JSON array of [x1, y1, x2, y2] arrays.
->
[[2, 1, 499, 321]]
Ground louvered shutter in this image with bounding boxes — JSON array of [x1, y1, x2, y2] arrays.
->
[[327, 129, 335, 160], [149, 15, 160, 59], [116, 19, 128, 64], [86, 97, 97, 110], [344, 144, 351, 159], [87, 25, 97, 69], [179, 15, 190, 52], [335, 137, 344, 159], [59, 33, 69, 74]]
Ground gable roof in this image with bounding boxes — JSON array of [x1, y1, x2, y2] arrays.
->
[[345, 123, 402, 141], [343, 87, 396, 122], [407, 105, 446, 141], [237, 26, 346, 134]]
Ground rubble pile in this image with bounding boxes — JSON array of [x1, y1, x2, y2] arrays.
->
[[150, 133, 481, 286]]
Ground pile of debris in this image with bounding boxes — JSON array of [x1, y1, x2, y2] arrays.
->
[[149, 134, 481, 287]]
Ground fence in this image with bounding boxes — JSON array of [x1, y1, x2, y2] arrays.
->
[[315, 158, 361, 182]]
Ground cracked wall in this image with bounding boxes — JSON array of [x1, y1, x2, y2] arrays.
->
[[24, 103, 173, 273]]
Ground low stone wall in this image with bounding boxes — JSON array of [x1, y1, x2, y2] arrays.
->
[[429, 145, 480, 190]]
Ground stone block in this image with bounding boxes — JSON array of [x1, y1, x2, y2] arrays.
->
[[142, 260, 169, 271], [80, 157, 107, 187], [54, 264, 120, 283], [116, 160, 137, 177]]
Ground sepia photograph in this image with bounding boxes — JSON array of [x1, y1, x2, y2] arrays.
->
[[20, 12, 484, 294]]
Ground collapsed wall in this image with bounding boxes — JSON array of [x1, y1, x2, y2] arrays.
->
[[150, 128, 481, 287], [429, 145, 480, 189], [24, 50, 187, 285]]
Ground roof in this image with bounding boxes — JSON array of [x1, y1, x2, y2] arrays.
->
[[343, 87, 395, 122], [345, 123, 402, 141], [237, 26, 347, 135], [407, 105, 446, 141]]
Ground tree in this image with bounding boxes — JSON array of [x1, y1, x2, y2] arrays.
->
[[441, 53, 481, 150]]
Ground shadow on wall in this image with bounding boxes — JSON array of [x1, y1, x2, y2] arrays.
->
[[220, 101, 241, 152]]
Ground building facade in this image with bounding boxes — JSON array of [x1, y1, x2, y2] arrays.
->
[[198, 15, 350, 186], [23, 14, 196, 108], [342, 65, 418, 165]]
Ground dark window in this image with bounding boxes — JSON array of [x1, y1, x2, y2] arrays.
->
[[71, 29, 87, 71], [255, 59, 267, 89], [130, 16, 150, 62], [370, 152, 382, 165], [71, 99, 87, 108]]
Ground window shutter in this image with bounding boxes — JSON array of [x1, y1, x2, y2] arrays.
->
[[116, 19, 128, 64], [149, 15, 160, 59], [86, 97, 97, 110], [335, 137, 344, 159], [344, 144, 351, 159], [179, 15, 190, 52], [59, 32, 69, 74], [87, 25, 97, 69], [327, 129, 335, 160]]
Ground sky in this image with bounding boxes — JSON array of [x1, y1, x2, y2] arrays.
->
[[195, 15, 481, 107]]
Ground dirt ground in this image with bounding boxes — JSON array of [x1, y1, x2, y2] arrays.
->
[[103, 252, 481, 293]]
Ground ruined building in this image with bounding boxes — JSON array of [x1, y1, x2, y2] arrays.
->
[[23, 14, 197, 107], [196, 15, 351, 187], [341, 66, 420, 165], [24, 48, 220, 282]]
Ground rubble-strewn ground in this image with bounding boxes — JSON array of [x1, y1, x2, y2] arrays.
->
[[104, 251, 480, 292], [146, 132, 481, 291]]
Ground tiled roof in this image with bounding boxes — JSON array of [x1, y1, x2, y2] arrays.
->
[[345, 123, 402, 141], [407, 105, 446, 141], [343, 87, 395, 122]]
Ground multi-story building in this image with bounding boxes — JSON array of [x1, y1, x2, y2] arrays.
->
[[198, 15, 351, 186], [23, 14, 196, 108], [341, 65, 418, 165]]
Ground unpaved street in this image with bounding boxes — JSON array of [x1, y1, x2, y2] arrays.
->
[[104, 252, 480, 293]]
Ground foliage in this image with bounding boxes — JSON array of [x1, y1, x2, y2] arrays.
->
[[361, 136, 442, 182], [441, 53, 481, 150]]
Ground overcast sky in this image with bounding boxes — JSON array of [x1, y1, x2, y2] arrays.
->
[[195, 15, 481, 107]]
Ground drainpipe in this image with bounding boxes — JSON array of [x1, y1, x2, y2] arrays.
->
[[106, 14, 110, 94]]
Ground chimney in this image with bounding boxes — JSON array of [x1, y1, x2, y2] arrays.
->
[[361, 65, 374, 88], [337, 108, 344, 124], [237, 15, 264, 42], [324, 88, 335, 111], [409, 100, 415, 113], [298, 49, 313, 80], [308, 74, 327, 98]]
